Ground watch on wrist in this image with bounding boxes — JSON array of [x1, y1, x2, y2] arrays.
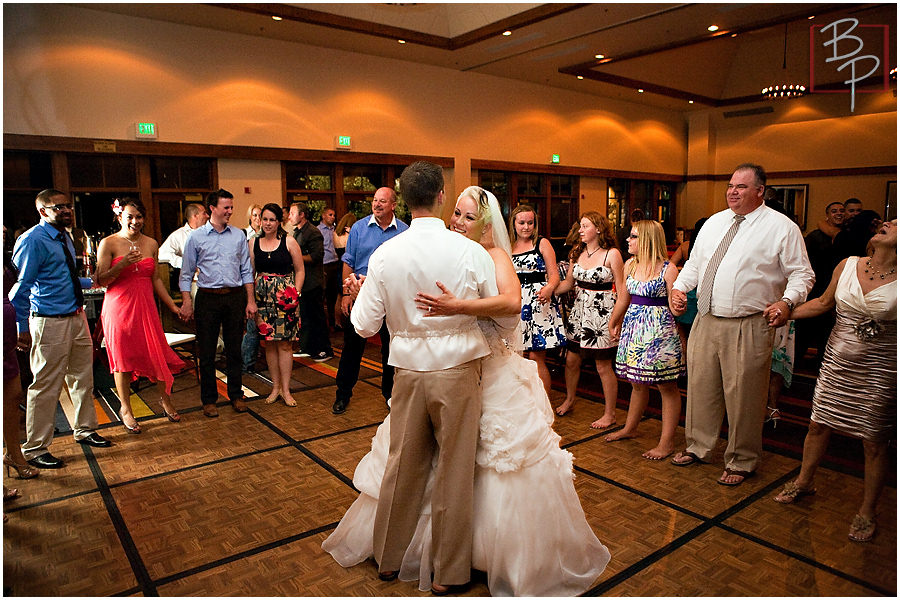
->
[[781, 297, 794, 311]]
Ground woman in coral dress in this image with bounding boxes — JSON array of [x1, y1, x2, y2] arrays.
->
[[95, 199, 183, 433], [322, 187, 610, 596]]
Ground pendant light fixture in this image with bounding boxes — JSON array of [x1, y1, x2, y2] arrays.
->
[[761, 23, 807, 99]]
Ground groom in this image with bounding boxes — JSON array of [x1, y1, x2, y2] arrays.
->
[[350, 162, 499, 593]]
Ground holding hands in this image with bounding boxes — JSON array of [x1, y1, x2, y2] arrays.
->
[[763, 300, 791, 328], [670, 288, 687, 316]]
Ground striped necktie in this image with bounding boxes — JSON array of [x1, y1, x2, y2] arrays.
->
[[697, 214, 745, 316]]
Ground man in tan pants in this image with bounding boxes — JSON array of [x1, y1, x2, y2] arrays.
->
[[671, 164, 814, 486], [350, 162, 500, 593]]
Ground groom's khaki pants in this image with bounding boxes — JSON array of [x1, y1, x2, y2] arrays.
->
[[373, 358, 483, 585]]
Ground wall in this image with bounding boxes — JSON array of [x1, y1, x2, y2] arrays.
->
[[3, 2, 685, 202]]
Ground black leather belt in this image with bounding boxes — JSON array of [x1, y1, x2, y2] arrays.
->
[[32, 310, 80, 318], [198, 287, 243, 295], [517, 272, 547, 285]]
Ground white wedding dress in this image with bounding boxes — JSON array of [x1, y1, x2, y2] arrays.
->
[[322, 318, 610, 596]]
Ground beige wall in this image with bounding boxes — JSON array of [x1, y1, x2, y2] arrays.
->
[[4, 3, 685, 201], [4, 4, 896, 232]]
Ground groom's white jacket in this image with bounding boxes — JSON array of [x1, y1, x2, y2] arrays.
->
[[351, 217, 498, 372]]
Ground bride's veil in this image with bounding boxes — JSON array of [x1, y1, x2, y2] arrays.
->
[[482, 189, 511, 258]]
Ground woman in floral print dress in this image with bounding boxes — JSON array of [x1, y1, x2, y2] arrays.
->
[[554, 212, 627, 426], [509, 204, 565, 395], [606, 220, 684, 459], [249, 203, 305, 407]]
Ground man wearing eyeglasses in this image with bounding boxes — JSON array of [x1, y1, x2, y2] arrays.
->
[[9, 189, 111, 470], [670, 164, 814, 486]]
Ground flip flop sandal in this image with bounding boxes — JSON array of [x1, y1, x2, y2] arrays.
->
[[670, 451, 701, 467], [773, 481, 817, 504], [717, 468, 755, 486]]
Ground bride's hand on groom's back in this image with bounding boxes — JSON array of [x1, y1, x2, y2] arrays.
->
[[415, 281, 461, 316]]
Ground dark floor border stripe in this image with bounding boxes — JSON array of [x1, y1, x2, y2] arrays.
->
[[104, 443, 293, 490], [249, 411, 355, 489], [3, 487, 100, 513], [80, 444, 159, 597], [717, 522, 893, 596], [151, 521, 339, 587], [573, 464, 708, 522]]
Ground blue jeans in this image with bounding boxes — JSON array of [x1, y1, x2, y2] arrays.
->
[[241, 317, 259, 371]]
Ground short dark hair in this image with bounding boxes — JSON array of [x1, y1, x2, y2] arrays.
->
[[399, 161, 443, 210], [290, 202, 308, 218], [734, 163, 767, 186], [844, 198, 862, 207], [206, 188, 233, 211], [825, 201, 844, 213], [184, 203, 205, 221], [630, 208, 644, 222], [35, 189, 66, 207]]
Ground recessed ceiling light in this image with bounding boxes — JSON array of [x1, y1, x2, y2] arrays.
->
[[808, 15, 815, 19], [594, 54, 605, 59], [638, 88, 644, 93], [271, 15, 282, 21], [398, 39, 406, 44], [708, 25, 719, 32], [502, 30, 512, 36], [688, 100, 694, 104], [577, 75, 584, 80], [731, 33, 738, 38]]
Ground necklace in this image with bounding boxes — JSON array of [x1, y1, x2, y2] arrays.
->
[[585, 245, 601, 258], [864, 258, 896, 280]]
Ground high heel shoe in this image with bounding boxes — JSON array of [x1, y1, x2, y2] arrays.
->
[[120, 411, 142, 434], [3, 486, 19, 501], [3, 455, 38, 479], [765, 406, 781, 428], [160, 402, 181, 423]]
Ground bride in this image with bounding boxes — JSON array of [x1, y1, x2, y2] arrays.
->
[[322, 186, 610, 596]]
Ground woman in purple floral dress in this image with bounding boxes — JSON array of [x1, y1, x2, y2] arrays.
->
[[607, 220, 684, 460]]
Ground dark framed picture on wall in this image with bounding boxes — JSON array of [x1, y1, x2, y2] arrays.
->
[[767, 184, 809, 229], [885, 181, 896, 221]]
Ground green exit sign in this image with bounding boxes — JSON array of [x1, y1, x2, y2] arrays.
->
[[134, 122, 158, 139], [551, 154, 560, 164], [334, 135, 352, 150]]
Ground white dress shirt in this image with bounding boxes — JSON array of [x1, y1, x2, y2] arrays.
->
[[158, 223, 192, 269], [674, 204, 814, 317], [351, 217, 498, 371]]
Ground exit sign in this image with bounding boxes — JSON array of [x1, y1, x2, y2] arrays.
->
[[334, 135, 352, 150], [551, 154, 560, 164], [134, 122, 158, 139]]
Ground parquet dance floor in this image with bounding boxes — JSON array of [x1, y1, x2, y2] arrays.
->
[[3, 336, 896, 596]]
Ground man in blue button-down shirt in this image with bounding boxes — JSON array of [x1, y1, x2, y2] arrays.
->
[[179, 189, 257, 417], [9, 190, 110, 469], [332, 187, 408, 414]]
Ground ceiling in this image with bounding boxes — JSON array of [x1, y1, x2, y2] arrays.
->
[[80, 2, 897, 112]]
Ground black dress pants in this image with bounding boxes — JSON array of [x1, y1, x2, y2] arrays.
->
[[335, 320, 393, 402], [195, 289, 246, 405], [299, 286, 332, 355]]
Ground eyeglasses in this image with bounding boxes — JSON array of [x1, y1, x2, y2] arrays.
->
[[42, 202, 73, 212], [627, 234, 638, 239]]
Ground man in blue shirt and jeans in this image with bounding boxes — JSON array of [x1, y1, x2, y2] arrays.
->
[[10, 189, 111, 469], [333, 187, 408, 414], [180, 189, 257, 417]]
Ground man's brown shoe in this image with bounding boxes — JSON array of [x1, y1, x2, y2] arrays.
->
[[202, 404, 219, 418], [231, 399, 248, 413]]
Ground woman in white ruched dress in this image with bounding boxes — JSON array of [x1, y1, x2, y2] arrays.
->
[[322, 187, 610, 596]]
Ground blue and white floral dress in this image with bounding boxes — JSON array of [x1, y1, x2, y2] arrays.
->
[[512, 240, 565, 351], [615, 262, 684, 383]]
